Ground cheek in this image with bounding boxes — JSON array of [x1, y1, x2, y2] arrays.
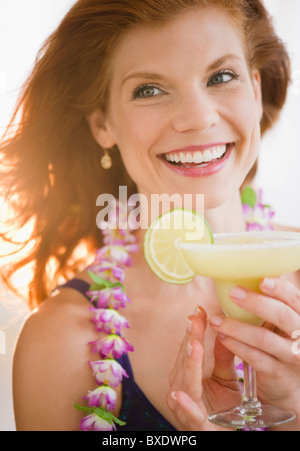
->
[[228, 89, 260, 139], [109, 107, 164, 185], [225, 89, 262, 167], [111, 98, 166, 150]]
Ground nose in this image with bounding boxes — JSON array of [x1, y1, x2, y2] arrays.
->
[[171, 87, 220, 134]]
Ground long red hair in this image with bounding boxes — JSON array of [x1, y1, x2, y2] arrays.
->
[[0, 0, 290, 308]]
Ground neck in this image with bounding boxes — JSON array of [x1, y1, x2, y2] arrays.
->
[[205, 189, 246, 234], [136, 187, 246, 234], [128, 188, 246, 309]]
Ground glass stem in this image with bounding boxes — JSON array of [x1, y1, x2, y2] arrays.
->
[[242, 361, 262, 412]]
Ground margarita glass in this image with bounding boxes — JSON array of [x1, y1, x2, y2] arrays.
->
[[180, 231, 300, 429]]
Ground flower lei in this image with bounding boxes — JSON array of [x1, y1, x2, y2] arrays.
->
[[241, 186, 275, 231], [75, 201, 138, 431], [75, 187, 274, 431]]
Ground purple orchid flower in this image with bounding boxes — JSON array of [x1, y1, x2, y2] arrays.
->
[[243, 189, 275, 232], [88, 260, 125, 283], [87, 286, 130, 310], [95, 244, 138, 267], [84, 385, 117, 410], [89, 360, 129, 388], [89, 334, 134, 359], [98, 200, 139, 245], [80, 413, 115, 432], [102, 228, 137, 246], [90, 307, 129, 334]]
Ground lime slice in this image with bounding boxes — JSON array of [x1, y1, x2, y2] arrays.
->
[[144, 208, 213, 284]]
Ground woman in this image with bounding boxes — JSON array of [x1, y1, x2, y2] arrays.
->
[[1, 0, 300, 431]]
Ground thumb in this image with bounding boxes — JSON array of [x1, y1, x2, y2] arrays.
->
[[212, 336, 237, 382]]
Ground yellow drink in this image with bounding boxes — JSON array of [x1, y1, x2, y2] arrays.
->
[[181, 231, 300, 325]]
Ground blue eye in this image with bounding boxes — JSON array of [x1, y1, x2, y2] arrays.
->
[[208, 71, 239, 87], [132, 84, 164, 99]]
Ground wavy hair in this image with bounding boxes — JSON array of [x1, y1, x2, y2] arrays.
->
[[0, 0, 290, 308]]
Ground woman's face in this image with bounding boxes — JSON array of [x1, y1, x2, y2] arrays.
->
[[92, 7, 263, 209]]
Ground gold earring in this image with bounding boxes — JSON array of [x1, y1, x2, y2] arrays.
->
[[100, 149, 112, 170]]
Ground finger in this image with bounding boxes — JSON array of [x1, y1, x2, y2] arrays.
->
[[209, 316, 294, 364], [215, 335, 278, 374], [181, 338, 204, 401], [172, 391, 217, 431], [169, 391, 229, 431], [167, 338, 204, 413], [260, 277, 300, 315], [167, 390, 205, 429], [188, 307, 207, 343], [229, 287, 300, 338], [169, 309, 206, 386], [212, 335, 237, 381], [180, 310, 208, 400]]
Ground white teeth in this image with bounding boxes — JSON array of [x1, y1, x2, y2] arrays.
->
[[203, 150, 212, 162], [217, 145, 227, 158], [186, 153, 193, 163], [179, 152, 187, 164], [164, 145, 227, 164], [212, 148, 218, 159], [194, 152, 203, 164]]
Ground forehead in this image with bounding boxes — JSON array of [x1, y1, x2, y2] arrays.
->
[[110, 7, 246, 80]]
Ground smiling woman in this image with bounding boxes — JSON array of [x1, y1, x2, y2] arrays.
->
[[86, 5, 278, 214], [1, 0, 299, 432], [0, 0, 290, 308]]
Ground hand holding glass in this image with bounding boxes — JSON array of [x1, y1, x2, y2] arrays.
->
[[181, 231, 300, 429]]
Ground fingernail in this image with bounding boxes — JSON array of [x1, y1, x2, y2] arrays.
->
[[194, 305, 204, 315], [230, 287, 247, 301], [209, 316, 223, 327], [187, 341, 193, 358], [194, 305, 201, 316], [187, 318, 193, 333], [171, 391, 177, 401], [262, 278, 275, 291], [217, 332, 227, 340], [194, 306, 207, 322]]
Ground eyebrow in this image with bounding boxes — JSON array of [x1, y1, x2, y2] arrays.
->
[[207, 53, 244, 72], [121, 72, 167, 87], [121, 53, 244, 87]]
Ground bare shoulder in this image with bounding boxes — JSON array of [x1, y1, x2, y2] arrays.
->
[[13, 287, 120, 431]]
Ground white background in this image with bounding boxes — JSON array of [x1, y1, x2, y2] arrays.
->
[[256, 0, 300, 227], [0, 0, 299, 431]]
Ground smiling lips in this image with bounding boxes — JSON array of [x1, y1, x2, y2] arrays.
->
[[160, 143, 233, 177], [165, 144, 227, 165]]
